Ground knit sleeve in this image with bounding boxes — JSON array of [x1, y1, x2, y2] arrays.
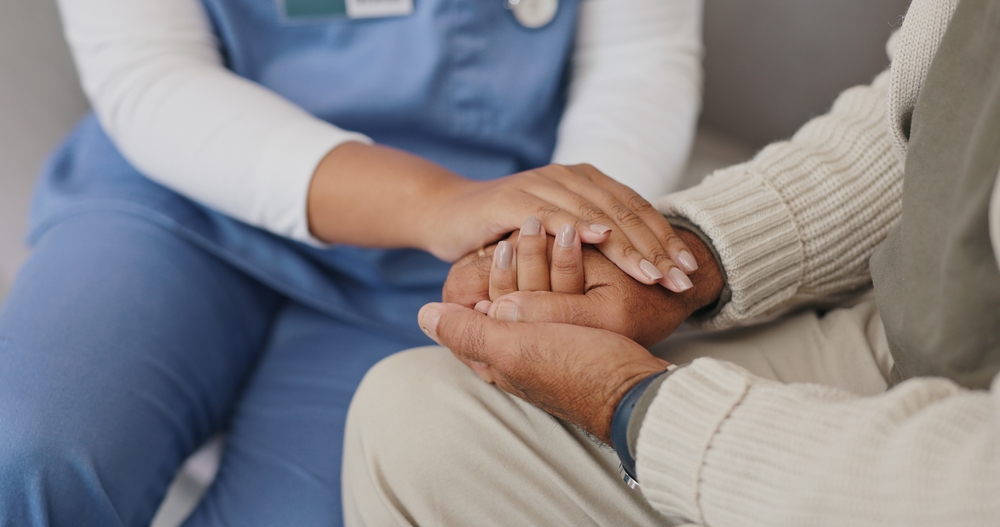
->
[[635, 358, 1000, 527], [655, 70, 903, 329], [551, 0, 702, 199]]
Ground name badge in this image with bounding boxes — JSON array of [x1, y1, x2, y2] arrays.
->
[[282, 0, 414, 20]]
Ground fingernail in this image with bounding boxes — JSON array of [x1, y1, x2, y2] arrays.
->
[[475, 300, 492, 313], [495, 241, 513, 270], [495, 300, 519, 323], [639, 259, 664, 281], [557, 224, 576, 248], [522, 216, 541, 236], [589, 223, 611, 235], [676, 250, 699, 273], [418, 304, 442, 342], [668, 267, 693, 292]]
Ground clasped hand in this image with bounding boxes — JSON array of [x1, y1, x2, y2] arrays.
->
[[420, 218, 723, 443]]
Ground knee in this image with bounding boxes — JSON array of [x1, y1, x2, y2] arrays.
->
[[0, 410, 96, 484], [346, 346, 482, 470], [0, 418, 99, 523]]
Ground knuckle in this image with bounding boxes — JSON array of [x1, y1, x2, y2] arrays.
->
[[457, 318, 489, 358], [647, 251, 673, 268], [551, 256, 582, 275], [626, 193, 654, 215], [576, 202, 606, 223], [617, 242, 640, 260], [570, 163, 598, 178], [611, 204, 644, 228], [535, 204, 562, 221]]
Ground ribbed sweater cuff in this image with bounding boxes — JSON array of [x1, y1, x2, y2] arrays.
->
[[654, 168, 804, 329], [635, 359, 752, 524]]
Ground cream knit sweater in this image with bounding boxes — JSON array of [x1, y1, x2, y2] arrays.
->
[[643, 0, 1000, 524]]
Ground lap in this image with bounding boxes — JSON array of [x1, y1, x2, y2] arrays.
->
[[1, 211, 427, 527], [343, 297, 891, 526], [186, 303, 427, 527], [0, 212, 280, 526]]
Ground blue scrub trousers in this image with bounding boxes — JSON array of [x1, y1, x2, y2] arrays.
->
[[0, 211, 428, 526]]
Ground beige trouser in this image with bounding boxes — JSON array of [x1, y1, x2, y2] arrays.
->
[[342, 297, 894, 527]]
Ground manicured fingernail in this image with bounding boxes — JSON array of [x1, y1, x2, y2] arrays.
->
[[495, 241, 513, 270], [557, 224, 576, 248], [668, 267, 693, 292], [639, 259, 663, 281], [589, 223, 611, 235], [522, 216, 541, 236], [475, 300, 492, 313], [676, 250, 699, 273], [495, 300, 519, 323], [418, 304, 442, 342]]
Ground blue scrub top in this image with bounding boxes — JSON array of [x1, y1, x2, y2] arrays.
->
[[30, 0, 579, 338]]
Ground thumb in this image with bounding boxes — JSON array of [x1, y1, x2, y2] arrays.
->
[[418, 302, 507, 365], [487, 291, 599, 327]]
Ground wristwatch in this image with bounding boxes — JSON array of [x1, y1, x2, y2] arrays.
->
[[610, 363, 685, 489]]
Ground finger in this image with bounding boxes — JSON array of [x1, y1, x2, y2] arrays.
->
[[474, 300, 492, 313], [418, 302, 508, 366], [522, 184, 668, 288], [442, 244, 495, 307], [548, 167, 692, 291], [488, 290, 600, 328], [489, 240, 518, 301], [550, 224, 584, 294], [514, 216, 550, 291], [573, 164, 699, 275], [510, 192, 612, 247]]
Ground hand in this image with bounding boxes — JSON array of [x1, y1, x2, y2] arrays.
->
[[426, 163, 698, 292], [307, 143, 696, 290], [417, 302, 669, 444], [444, 225, 724, 347]]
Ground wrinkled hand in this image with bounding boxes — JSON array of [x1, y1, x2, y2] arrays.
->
[[418, 302, 669, 444], [443, 224, 724, 347]]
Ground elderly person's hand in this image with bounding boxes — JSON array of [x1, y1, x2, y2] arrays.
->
[[442, 220, 724, 347], [417, 302, 669, 444]]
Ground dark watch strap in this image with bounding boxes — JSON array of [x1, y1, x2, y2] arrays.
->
[[610, 364, 680, 485]]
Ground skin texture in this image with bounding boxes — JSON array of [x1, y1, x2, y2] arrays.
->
[[425, 226, 724, 443], [306, 142, 697, 291], [444, 227, 724, 347], [419, 302, 668, 444]]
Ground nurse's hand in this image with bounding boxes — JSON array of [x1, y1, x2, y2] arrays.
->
[[429, 163, 698, 293], [308, 143, 695, 292]]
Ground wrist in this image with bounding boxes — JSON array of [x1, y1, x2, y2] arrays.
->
[[307, 141, 471, 250], [673, 228, 724, 316], [416, 176, 485, 260], [610, 364, 682, 484]]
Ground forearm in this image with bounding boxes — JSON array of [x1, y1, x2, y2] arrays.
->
[[637, 359, 1000, 526], [307, 142, 472, 253], [655, 70, 903, 329]]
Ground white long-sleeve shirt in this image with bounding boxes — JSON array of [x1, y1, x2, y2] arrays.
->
[[56, 0, 702, 245], [644, 0, 1000, 524]]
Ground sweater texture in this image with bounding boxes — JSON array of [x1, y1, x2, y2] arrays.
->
[[645, 0, 1000, 524]]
